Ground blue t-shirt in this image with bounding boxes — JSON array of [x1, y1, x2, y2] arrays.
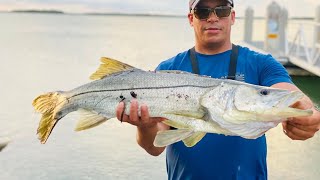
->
[[156, 46, 292, 180]]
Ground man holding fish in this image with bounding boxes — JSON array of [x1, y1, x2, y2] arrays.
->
[[116, 0, 320, 179], [31, 0, 320, 179]]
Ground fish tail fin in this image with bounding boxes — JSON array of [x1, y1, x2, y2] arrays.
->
[[32, 92, 68, 144]]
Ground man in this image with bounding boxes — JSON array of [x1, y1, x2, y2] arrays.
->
[[116, 0, 320, 179]]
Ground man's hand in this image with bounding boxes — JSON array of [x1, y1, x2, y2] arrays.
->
[[115, 99, 168, 156], [272, 82, 320, 141], [116, 99, 164, 128], [282, 101, 320, 140]]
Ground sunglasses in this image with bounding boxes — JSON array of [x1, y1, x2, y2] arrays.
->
[[193, 6, 232, 20]]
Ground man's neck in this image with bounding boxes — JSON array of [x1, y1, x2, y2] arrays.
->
[[195, 41, 232, 55]]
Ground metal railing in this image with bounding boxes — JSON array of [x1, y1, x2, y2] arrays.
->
[[286, 22, 320, 76]]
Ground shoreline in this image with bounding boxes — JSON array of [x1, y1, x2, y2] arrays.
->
[[0, 10, 314, 20]]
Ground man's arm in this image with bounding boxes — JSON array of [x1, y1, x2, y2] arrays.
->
[[272, 82, 320, 140], [116, 99, 169, 156]]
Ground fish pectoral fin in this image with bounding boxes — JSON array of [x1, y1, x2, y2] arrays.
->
[[162, 119, 190, 129], [158, 114, 208, 147], [75, 109, 109, 131], [161, 113, 205, 129], [182, 132, 207, 147], [154, 129, 194, 147], [90, 57, 136, 80], [164, 110, 205, 119]]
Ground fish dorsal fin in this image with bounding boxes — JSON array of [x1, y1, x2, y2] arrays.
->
[[90, 57, 135, 80], [75, 109, 109, 131]]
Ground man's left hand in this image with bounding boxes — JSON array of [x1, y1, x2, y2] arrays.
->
[[272, 82, 320, 140], [282, 101, 320, 140]]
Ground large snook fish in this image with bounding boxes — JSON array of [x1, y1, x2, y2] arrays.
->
[[32, 57, 313, 147]]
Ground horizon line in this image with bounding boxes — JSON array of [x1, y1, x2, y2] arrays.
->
[[0, 9, 315, 19]]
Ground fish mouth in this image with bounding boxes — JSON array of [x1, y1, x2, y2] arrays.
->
[[265, 91, 313, 118], [275, 91, 304, 108]]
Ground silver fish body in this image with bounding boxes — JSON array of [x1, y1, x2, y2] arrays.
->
[[63, 69, 216, 119], [33, 57, 312, 147]]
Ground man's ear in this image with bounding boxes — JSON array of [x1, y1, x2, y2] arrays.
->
[[231, 11, 235, 25], [188, 13, 194, 27]]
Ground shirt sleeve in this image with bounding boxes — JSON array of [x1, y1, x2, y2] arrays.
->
[[155, 58, 175, 71], [259, 54, 293, 87]]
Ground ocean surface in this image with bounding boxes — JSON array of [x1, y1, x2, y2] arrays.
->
[[0, 12, 319, 180]]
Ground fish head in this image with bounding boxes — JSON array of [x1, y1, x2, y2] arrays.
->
[[233, 85, 313, 119]]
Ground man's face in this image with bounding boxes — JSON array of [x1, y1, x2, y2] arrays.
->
[[188, 0, 235, 47]]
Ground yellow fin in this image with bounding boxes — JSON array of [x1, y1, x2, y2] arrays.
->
[[32, 92, 67, 144], [162, 119, 190, 129], [182, 132, 206, 147], [90, 57, 135, 80], [75, 109, 109, 131], [154, 129, 194, 147]]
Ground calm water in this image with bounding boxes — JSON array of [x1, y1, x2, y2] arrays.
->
[[0, 12, 319, 180]]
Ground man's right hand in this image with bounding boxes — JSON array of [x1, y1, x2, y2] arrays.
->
[[115, 99, 164, 128], [115, 99, 168, 156]]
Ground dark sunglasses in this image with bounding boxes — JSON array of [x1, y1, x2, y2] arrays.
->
[[193, 6, 232, 20]]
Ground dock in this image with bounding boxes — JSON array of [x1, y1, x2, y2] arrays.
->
[[238, 2, 320, 77]]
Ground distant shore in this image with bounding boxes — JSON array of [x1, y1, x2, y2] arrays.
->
[[11, 9, 64, 14], [1, 9, 315, 20]]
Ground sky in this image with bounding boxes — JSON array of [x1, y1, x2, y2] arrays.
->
[[0, 0, 319, 17]]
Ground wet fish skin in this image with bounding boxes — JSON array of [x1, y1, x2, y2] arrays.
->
[[32, 57, 313, 147]]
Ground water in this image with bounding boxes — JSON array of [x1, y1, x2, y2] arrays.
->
[[292, 76, 320, 106], [0, 12, 319, 180]]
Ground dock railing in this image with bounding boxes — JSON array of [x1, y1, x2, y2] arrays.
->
[[242, 2, 320, 77], [286, 21, 320, 76]]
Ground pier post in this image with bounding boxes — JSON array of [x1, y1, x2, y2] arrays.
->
[[315, 5, 320, 67], [315, 6, 320, 46], [279, 8, 288, 54], [264, 1, 287, 55], [244, 7, 254, 43]]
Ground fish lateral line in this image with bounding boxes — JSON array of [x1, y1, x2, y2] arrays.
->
[[70, 85, 218, 98]]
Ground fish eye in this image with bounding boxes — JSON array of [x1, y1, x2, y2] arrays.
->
[[260, 89, 270, 96]]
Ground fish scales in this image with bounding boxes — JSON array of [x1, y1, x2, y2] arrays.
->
[[66, 70, 217, 118]]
